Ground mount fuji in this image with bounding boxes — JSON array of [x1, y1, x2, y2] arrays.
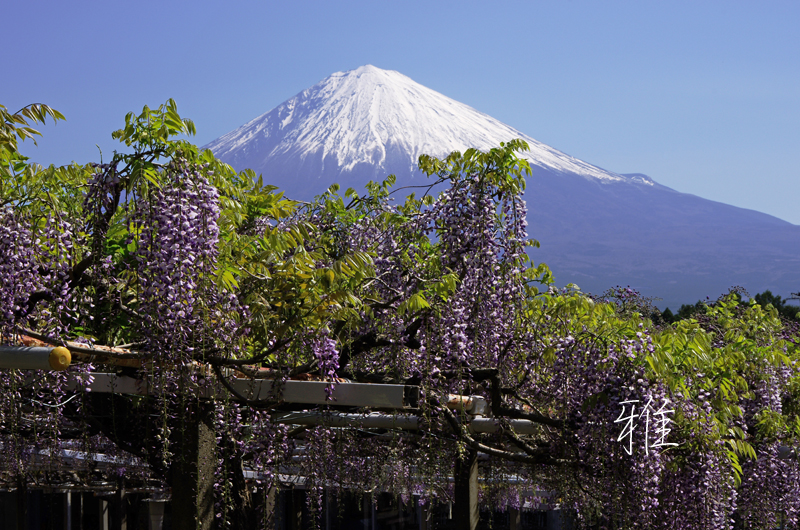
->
[[204, 65, 800, 309]]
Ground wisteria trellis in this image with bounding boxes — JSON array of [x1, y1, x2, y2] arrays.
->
[[1, 100, 800, 529]]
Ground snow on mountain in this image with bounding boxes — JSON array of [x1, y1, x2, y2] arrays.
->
[[204, 66, 800, 309], [205, 65, 648, 199]]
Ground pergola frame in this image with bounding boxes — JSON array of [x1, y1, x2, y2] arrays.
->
[[0, 344, 542, 530]]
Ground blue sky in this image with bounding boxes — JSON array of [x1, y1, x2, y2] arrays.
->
[[5, 1, 800, 224]]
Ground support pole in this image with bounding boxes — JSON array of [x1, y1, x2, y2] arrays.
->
[[15, 476, 26, 530], [264, 484, 277, 530], [113, 483, 127, 530], [171, 404, 216, 530], [325, 489, 331, 530], [147, 500, 166, 530], [64, 491, 72, 530], [98, 498, 109, 530], [370, 493, 377, 530], [509, 506, 520, 530], [417, 497, 429, 530], [362, 493, 373, 530], [288, 489, 304, 530], [453, 449, 479, 530]]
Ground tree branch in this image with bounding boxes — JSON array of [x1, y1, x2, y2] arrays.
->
[[440, 405, 571, 467], [498, 407, 564, 429], [212, 364, 281, 409]]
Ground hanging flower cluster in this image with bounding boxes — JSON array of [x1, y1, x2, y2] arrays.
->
[[421, 171, 529, 371], [313, 331, 340, 381], [131, 157, 241, 362], [0, 208, 37, 339], [0, 208, 78, 482]]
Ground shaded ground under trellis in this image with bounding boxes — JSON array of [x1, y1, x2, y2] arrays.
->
[[0, 489, 570, 530]]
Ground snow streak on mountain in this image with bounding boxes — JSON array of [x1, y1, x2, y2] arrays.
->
[[205, 66, 800, 309]]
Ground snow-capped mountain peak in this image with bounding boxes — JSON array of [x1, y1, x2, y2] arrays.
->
[[205, 65, 641, 195]]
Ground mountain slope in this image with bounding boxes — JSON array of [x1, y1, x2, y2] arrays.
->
[[205, 65, 800, 309]]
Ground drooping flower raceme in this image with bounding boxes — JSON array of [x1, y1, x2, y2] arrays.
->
[[0, 208, 38, 340], [132, 158, 225, 360]]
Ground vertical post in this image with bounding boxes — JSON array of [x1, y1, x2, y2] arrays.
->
[[509, 506, 520, 530], [370, 493, 377, 530], [453, 449, 478, 530], [113, 483, 127, 530], [15, 476, 26, 530], [416, 497, 429, 530], [148, 500, 166, 530], [64, 491, 72, 530], [79, 492, 84, 530], [287, 488, 304, 530], [264, 484, 277, 530], [171, 404, 216, 530], [29, 491, 42, 529], [98, 498, 109, 530], [324, 489, 329, 530], [362, 493, 371, 530], [397, 495, 402, 530], [546, 510, 564, 530]]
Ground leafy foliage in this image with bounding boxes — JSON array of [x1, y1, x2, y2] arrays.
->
[[2, 100, 800, 529]]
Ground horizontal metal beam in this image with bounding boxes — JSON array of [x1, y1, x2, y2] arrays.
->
[[275, 411, 420, 430], [272, 411, 539, 434], [447, 395, 489, 416], [64, 374, 537, 431], [230, 378, 411, 408], [469, 418, 537, 435], [0, 346, 71, 371], [65, 373, 414, 409]]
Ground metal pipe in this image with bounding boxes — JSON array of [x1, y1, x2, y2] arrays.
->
[[447, 395, 489, 416], [274, 412, 421, 430], [68, 373, 413, 408], [469, 418, 538, 435], [0, 346, 71, 371], [273, 411, 539, 434]]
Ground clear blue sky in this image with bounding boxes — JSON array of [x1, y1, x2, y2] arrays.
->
[[6, 1, 799, 224]]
